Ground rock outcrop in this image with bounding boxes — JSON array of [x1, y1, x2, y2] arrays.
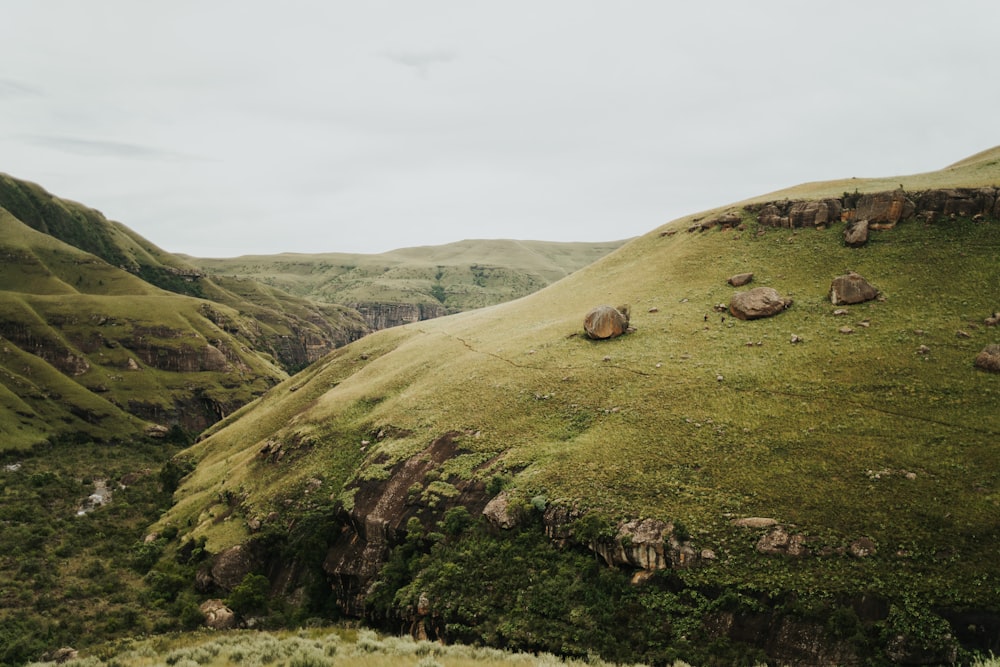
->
[[482, 491, 519, 529], [750, 187, 998, 232], [756, 525, 810, 557], [829, 272, 878, 305], [583, 304, 631, 340], [323, 433, 492, 616], [788, 199, 842, 228], [206, 544, 258, 592], [350, 302, 448, 331], [853, 190, 915, 229], [729, 287, 792, 320]]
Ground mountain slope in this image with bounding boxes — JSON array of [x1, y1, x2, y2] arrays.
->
[[158, 150, 1000, 664], [187, 238, 627, 327], [0, 175, 369, 447]]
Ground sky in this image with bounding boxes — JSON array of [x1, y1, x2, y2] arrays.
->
[[2, 1, 999, 258]]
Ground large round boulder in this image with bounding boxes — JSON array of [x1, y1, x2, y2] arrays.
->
[[729, 287, 791, 320], [584, 305, 631, 340], [829, 272, 878, 305], [199, 599, 237, 630]]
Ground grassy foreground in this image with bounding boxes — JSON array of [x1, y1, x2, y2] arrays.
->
[[26, 627, 674, 667]]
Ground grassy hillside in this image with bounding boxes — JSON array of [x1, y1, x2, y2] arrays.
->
[[0, 175, 371, 448], [188, 238, 627, 313], [158, 150, 999, 664]]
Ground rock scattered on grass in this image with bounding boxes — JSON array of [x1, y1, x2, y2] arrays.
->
[[790, 334, 803, 344], [975, 344, 1000, 373], [848, 537, 877, 558], [956, 330, 971, 339], [729, 287, 792, 320], [829, 271, 879, 305], [727, 272, 754, 287], [839, 326, 854, 335], [756, 525, 809, 557]]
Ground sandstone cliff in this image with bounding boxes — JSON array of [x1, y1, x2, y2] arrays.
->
[[348, 302, 449, 331]]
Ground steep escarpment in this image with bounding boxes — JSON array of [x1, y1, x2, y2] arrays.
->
[[348, 302, 448, 331]]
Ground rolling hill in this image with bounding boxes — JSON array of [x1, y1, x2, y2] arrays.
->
[[0, 174, 370, 447], [155, 149, 1000, 664], [187, 238, 628, 330]]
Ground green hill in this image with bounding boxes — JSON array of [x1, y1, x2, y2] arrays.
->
[[156, 151, 999, 664], [0, 174, 369, 448], [187, 238, 628, 322]]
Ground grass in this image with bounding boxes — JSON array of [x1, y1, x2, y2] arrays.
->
[[27, 626, 679, 667], [171, 209, 1000, 554]]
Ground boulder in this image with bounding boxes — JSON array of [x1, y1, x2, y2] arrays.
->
[[756, 525, 809, 557], [199, 599, 237, 629], [583, 304, 631, 340], [788, 199, 842, 228], [727, 272, 754, 287], [829, 272, 878, 305], [853, 190, 915, 229], [209, 544, 257, 592], [757, 203, 789, 228], [482, 491, 519, 529], [43, 648, 78, 664], [843, 218, 870, 247], [729, 287, 791, 320], [975, 344, 1000, 373]]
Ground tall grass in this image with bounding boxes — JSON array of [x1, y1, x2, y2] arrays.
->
[[27, 627, 691, 667]]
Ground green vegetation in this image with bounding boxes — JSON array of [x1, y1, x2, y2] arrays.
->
[[25, 627, 678, 667], [188, 238, 628, 313], [0, 437, 186, 666]]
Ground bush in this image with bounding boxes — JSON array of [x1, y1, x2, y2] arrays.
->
[[440, 506, 473, 536], [227, 573, 271, 616]]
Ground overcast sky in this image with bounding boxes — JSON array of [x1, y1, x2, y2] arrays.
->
[[2, 1, 998, 257]]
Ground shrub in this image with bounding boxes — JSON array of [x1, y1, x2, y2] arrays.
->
[[440, 506, 473, 536], [227, 573, 271, 616]]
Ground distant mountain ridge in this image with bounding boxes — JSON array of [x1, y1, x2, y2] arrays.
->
[[186, 238, 628, 329]]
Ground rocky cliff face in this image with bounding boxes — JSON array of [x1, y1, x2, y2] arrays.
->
[[322, 432, 491, 616], [745, 186, 1000, 229], [349, 302, 448, 331]]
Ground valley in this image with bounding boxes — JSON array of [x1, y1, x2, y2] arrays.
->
[[1, 149, 999, 665]]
